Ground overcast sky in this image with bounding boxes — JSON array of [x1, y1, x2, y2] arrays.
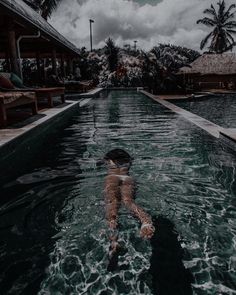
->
[[50, 0, 236, 51]]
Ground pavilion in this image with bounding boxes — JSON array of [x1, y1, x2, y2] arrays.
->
[[0, 0, 80, 82]]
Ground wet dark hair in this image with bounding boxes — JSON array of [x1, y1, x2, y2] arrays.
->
[[104, 149, 132, 165]]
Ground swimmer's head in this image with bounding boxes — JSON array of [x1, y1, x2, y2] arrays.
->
[[104, 149, 132, 168]]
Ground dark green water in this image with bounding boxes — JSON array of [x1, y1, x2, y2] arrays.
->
[[174, 94, 236, 128], [0, 91, 236, 294]]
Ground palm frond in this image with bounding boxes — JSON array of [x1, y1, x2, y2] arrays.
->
[[203, 8, 217, 18], [223, 11, 236, 23], [41, 0, 62, 19], [23, 0, 41, 11], [226, 32, 235, 44], [223, 42, 236, 52], [210, 4, 218, 20], [226, 29, 236, 34], [218, 0, 226, 20], [196, 17, 215, 26], [224, 21, 236, 28], [223, 3, 236, 19], [200, 32, 213, 50]]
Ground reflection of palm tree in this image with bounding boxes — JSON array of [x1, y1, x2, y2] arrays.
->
[[197, 0, 236, 53], [23, 0, 62, 20]]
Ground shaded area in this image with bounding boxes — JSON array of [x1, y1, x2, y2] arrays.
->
[[150, 216, 194, 295]]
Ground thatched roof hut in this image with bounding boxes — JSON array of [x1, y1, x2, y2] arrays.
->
[[178, 53, 236, 76], [178, 54, 236, 90]]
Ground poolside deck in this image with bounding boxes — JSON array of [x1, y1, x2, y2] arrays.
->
[[207, 89, 236, 94], [157, 89, 236, 101], [157, 93, 213, 100]]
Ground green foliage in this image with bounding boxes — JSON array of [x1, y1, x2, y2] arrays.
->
[[77, 42, 199, 93], [140, 51, 163, 93], [23, 0, 62, 19], [197, 0, 236, 53], [104, 38, 119, 72], [151, 44, 200, 72]]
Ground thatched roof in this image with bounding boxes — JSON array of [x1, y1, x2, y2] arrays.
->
[[0, 0, 79, 56], [178, 53, 236, 75]]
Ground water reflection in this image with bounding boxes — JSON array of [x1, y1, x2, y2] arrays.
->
[[1, 91, 236, 294]]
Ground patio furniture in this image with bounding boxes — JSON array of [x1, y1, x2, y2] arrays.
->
[[0, 73, 65, 107], [34, 87, 65, 107], [0, 91, 37, 127]]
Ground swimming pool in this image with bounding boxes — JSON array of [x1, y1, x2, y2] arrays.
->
[[0, 91, 236, 294], [174, 94, 236, 128]]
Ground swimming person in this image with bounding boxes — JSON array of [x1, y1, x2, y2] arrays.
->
[[103, 149, 155, 269]]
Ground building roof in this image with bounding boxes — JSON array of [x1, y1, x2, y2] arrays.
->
[[0, 0, 79, 56], [178, 53, 236, 75]]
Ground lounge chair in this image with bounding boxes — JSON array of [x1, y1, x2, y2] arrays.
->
[[0, 91, 37, 127], [0, 72, 65, 107]]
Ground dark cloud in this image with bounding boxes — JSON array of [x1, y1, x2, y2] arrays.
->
[[50, 0, 235, 50]]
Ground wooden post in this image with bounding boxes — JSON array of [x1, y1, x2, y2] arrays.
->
[[67, 57, 74, 77], [5, 50, 11, 72], [7, 22, 20, 76], [60, 54, 66, 78], [42, 58, 46, 84], [36, 52, 41, 83], [51, 49, 58, 76]]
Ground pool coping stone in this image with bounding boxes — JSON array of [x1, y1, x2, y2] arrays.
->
[[141, 90, 224, 138]]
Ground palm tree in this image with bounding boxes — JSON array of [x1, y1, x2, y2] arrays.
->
[[23, 0, 62, 20], [197, 0, 236, 53]]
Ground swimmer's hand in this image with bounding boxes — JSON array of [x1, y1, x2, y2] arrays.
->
[[140, 222, 155, 239]]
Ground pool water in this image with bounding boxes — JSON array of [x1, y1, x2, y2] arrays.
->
[[0, 91, 236, 294], [174, 94, 236, 128]]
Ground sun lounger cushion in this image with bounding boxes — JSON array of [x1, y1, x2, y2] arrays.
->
[[0, 72, 11, 80], [0, 75, 15, 89], [10, 73, 24, 88], [1, 92, 35, 105]]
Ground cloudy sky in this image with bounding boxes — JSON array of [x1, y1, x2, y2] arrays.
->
[[50, 0, 235, 51]]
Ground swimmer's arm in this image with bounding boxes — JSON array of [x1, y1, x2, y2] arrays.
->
[[121, 179, 154, 238], [126, 201, 152, 224]]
